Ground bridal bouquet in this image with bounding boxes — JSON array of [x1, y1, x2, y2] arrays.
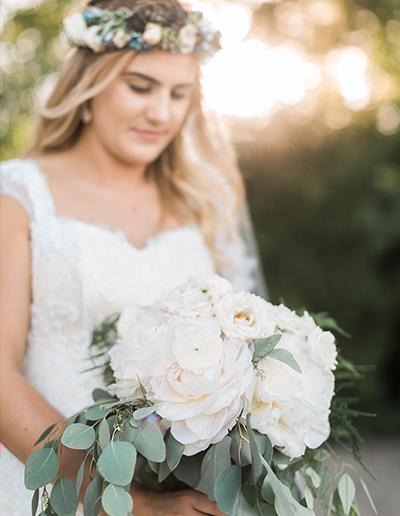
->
[[25, 275, 376, 516]]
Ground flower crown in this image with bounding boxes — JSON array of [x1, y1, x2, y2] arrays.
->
[[63, 4, 221, 58]]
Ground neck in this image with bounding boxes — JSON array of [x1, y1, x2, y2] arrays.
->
[[68, 128, 149, 188]]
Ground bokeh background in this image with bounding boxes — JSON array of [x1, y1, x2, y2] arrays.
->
[[1, 0, 400, 513]]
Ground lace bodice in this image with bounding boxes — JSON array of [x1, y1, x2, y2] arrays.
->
[[0, 158, 222, 515]]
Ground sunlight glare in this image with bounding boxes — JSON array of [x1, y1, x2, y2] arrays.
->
[[202, 40, 321, 118], [325, 46, 371, 110]]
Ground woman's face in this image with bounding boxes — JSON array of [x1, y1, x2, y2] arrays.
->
[[86, 51, 199, 167]]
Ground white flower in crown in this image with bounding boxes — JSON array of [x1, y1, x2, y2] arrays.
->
[[179, 24, 198, 54], [113, 28, 130, 49], [142, 23, 163, 46], [83, 25, 104, 52], [214, 291, 276, 339], [63, 13, 87, 46]]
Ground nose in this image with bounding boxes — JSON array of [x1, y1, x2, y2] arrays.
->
[[147, 89, 172, 124]]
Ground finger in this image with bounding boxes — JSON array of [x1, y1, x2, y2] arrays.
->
[[190, 491, 228, 516]]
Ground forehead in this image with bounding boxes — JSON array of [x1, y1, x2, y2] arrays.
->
[[122, 50, 199, 85]]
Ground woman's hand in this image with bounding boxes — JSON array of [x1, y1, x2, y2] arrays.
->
[[128, 483, 227, 516]]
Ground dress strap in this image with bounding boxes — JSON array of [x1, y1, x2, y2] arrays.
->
[[0, 158, 56, 223]]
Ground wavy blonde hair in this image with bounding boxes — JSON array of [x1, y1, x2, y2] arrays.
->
[[25, 0, 245, 271]]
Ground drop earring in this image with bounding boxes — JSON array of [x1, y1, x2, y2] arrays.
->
[[81, 105, 92, 124]]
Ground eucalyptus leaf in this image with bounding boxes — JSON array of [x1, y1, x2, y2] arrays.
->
[[158, 460, 171, 483], [246, 414, 265, 485], [85, 402, 119, 421], [83, 475, 103, 516], [76, 460, 85, 499], [173, 452, 204, 487], [197, 437, 231, 501], [230, 425, 252, 467], [303, 485, 314, 510], [25, 448, 59, 490], [316, 468, 332, 498], [34, 423, 57, 447], [214, 465, 256, 515], [102, 484, 134, 516], [134, 420, 166, 462], [267, 349, 302, 374], [31, 488, 39, 516], [260, 456, 314, 516], [305, 467, 321, 489], [338, 473, 356, 516], [50, 476, 79, 516], [359, 476, 377, 514], [92, 388, 117, 402], [133, 406, 156, 420], [97, 441, 137, 486], [61, 423, 96, 450], [98, 418, 111, 450], [253, 335, 282, 362], [314, 449, 331, 462], [166, 432, 185, 472]]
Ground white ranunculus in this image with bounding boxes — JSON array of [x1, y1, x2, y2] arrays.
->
[[63, 13, 87, 46], [179, 24, 198, 54], [83, 25, 104, 52], [308, 327, 338, 370], [245, 332, 334, 458], [214, 291, 276, 339], [142, 23, 162, 45], [160, 274, 233, 318], [172, 319, 223, 375], [112, 28, 129, 49], [151, 334, 254, 455]]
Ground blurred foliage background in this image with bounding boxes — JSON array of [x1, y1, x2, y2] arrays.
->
[[1, 0, 400, 437]]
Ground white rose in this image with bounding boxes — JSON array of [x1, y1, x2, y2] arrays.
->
[[63, 13, 87, 46], [142, 23, 162, 46], [214, 291, 276, 339], [172, 319, 223, 375], [160, 274, 233, 318], [308, 327, 338, 370], [179, 24, 198, 54], [245, 331, 334, 458], [83, 25, 104, 52], [117, 305, 166, 340], [112, 28, 129, 49]]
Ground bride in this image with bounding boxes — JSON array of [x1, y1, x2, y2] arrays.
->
[[0, 1, 264, 514]]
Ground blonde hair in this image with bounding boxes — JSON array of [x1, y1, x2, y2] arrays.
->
[[25, 0, 245, 271]]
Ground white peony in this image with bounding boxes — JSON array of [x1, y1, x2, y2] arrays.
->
[[63, 13, 87, 46], [112, 28, 129, 49], [179, 24, 198, 54], [142, 23, 162, 45], [245, 332, 334, 458], [214, 291, 276, 340], [308, 327, 338, 370], [159, 274, 233, 318], [83, 25, 104, 52]]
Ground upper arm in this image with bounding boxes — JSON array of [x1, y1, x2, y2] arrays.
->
[[0, 195, 31, 371]]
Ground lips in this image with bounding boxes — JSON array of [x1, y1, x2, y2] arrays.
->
[[132, 128, 165, 141]]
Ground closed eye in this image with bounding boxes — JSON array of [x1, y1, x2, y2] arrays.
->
[[129, 84, 151, 94]]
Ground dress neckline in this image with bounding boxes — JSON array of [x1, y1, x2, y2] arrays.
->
[[26, 157, 195, 252]]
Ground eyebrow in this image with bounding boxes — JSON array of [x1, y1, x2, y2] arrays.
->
[[121, 71, 195, 88]]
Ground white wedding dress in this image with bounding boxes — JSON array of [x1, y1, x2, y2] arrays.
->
[[0, 158, 259, 516]]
